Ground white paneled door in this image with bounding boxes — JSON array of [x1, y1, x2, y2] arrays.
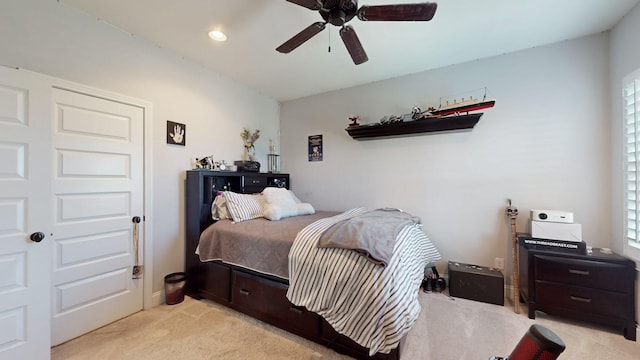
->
[[0, 68, 52, 359], [0, 68, 147, 358], [50, 88, 144, 345]]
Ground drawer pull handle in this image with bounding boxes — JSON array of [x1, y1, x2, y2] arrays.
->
[[570, 295, 591, 303], [290, 306, 304, 315], [240, 289, 251, 296], [568, 269, 590, 276]]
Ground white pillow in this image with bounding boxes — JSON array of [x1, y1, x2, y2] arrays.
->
[[262, 187, 315, 221], [223, 191, 264, 222], [289, 190, 302, 204], [211, 194, 230, 220], [295, 203, 315, 216], [262, 188, 297, 220]]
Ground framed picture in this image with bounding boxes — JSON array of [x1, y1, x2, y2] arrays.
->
[[167, 120, 186, 146], [308, 134, 322, 162]]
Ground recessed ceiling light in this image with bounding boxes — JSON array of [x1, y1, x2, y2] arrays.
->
[[208, 30, 227, 42]]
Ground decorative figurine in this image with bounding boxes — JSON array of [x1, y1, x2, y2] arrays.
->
[[194, 155, 214, 169], [348, 115, 360, 128]]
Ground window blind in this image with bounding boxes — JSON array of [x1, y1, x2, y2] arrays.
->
[[624, 70, 640, 255]]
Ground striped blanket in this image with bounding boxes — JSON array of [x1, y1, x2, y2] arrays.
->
[[287, 208, 441, 355]]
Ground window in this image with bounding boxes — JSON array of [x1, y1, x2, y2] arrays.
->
[[623, 68, 640, 261]]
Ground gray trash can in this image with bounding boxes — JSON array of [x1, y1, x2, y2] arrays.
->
[[164, 272, 187, 305]]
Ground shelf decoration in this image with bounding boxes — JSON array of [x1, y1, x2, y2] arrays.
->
[[346, 113, 483, 140], [346, 88, 495, 140], [237, 128, 261, 172], [268, 139, 280, 173], [240, 128, 260, 161]]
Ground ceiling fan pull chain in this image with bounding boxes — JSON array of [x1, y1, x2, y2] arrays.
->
[[328, 26, 331, 53]]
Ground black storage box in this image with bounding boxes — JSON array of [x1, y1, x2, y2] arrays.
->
[[234, 160, 260, 172], [448, 261, 504, 305]]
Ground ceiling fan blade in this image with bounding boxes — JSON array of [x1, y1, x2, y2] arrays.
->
[[340, 25, 368, 65], [358, 2, 438, 21], [286, 0, 322, 10], [276, 22, 326, 53]]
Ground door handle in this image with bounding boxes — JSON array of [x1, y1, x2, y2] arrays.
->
[[132, 216, 142, 279], [30, 232, 45, 243]]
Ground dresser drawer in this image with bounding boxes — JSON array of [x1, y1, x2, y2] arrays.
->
[[534, 255, 630, 292], [232, 270, 319, 338], [536, 281, 631, 320]]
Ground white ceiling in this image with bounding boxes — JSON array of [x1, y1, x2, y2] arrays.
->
[[61, 0, 639, 101]]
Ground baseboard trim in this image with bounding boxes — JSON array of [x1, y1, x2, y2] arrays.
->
[[151, 291, 163, 307]]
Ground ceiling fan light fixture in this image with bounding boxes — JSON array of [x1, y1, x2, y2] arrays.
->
[[208, 30, 227, 42]]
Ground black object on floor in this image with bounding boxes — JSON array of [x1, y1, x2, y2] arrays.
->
[[448, 261, 504, 305], [508, 324, 566, 359]]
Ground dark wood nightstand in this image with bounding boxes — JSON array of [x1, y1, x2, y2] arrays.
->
[[518, 236, 637, 341]]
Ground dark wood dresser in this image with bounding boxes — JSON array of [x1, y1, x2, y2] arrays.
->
[[518, 236, 637, 341]]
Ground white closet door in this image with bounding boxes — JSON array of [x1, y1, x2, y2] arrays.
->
[[0, 68, 52, 359], [50, 88, 144, 345]]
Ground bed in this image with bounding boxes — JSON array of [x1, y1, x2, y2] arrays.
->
[[184, 170, 441, 359]]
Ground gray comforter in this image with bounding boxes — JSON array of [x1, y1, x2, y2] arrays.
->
[[316, 208, 421, 266], [197, 211, 339, 278]]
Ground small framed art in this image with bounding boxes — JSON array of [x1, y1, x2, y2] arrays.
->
[[167, 120, 186, 146], [308, 134, 322, 162]]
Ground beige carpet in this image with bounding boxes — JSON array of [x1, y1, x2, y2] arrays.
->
[[52, 293, 639, 359]]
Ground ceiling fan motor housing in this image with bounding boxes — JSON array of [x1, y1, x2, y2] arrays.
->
[[320, 0, 358, 26]]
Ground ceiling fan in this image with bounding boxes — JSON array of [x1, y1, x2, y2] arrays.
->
[[276, 0, 438, 65]]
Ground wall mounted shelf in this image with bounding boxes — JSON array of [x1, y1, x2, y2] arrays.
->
[[345, 113, 483, 140]]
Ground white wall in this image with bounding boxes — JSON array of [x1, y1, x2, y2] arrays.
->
[[0, 0, 281, 297], [280, 34, 611, 280]]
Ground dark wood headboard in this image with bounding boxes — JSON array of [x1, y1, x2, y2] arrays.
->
[[184, 170, 290, 292]]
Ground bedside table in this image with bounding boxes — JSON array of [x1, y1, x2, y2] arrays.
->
[[518, 236, 637, 341]]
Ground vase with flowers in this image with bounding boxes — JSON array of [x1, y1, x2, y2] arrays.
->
[[240, 128, 260, 161], [236, 128, 261, 172]]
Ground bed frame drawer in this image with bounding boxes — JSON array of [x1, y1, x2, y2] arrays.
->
[[196, 261, 230, 303], [320, 320, 400, 360], [231, 270, 319, 339]]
